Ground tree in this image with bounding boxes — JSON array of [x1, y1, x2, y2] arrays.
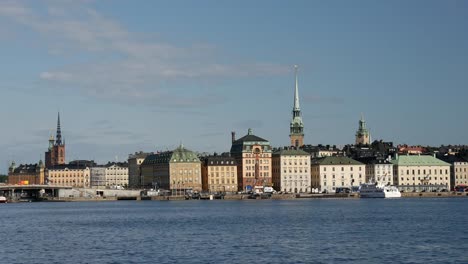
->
[[0, 174, 7, 183]]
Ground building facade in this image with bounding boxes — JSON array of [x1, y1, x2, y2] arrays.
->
[[7, 161, 45, 185], [230, 129, 272, 192], [391, 155, 451, 191], [140, 145, 202, 192], [45, 113, 66, 168], [355, 157, 394, 185], [272, 148, 311, 193], [289, 65, 304, 148], [355, 114, 370, 145], [201, 155, 238, 193], [311, 156, 365, 193], [437, 155, 468, 190], [104, 162, 129, 188], [453, 160, 468, 188], [128, 151, 152, 188], [90, 166, 106, 188], [46, 161, 94, 188]]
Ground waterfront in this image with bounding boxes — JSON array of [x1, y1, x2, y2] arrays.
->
[[1, 199, 467, 264]]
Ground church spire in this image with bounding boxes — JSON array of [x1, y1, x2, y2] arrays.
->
[[294, 65, 300, 111], [290, 65, 304, 147], [355, 113, 370, 145], [55, 112, 63, 146]]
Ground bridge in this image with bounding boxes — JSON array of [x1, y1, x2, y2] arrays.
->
[[0, 185, 73, 201]]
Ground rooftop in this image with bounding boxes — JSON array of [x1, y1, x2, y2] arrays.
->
[[312, 156, 363, 166], [391, 155, 450, 166], [273, 148, 310, 156]]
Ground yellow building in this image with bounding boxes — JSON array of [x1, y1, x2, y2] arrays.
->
[[46, 161, 93, 187], [391, 154, 451, 191], [140, 145, 202, 192], [201, 155, 238, 193], [311, 156, 365, 193]]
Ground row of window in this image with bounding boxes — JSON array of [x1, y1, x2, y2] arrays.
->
[[400, 177, 448, 181], [208, 172, 236, 177], [49, 175, 89, 178], [173, 169, 199, 175], [209, 161, 235, 165], [245, 166, 269, 171], [272, 160, 310, 166], [171, 180, 201, 184], [244, 172, 270, 177], [210, 179, 236, 184], [323, 167, 363, 172], [455, 168, 468, 172], [323, 182, 362, 187], [282, 176, 308, 180], [244, 154, 270, 158], [245, 159, 269, 164], [399, 169, 448, 175], [322, 174, 362, 179], [208, 166, 235, 172]]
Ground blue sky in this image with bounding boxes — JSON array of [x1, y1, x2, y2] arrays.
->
[[0, 0, 467, 173]]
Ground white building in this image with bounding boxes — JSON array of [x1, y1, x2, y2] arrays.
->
[[272, 148, 311, 193], [311, 156, 365, 193], [105, 162, 129, 188], [356, 157, 394, 185]]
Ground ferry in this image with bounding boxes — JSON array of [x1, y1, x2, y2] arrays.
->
[[0, 196, 7, 203], [358, 183, 401, 198]]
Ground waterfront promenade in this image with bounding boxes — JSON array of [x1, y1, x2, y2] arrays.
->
[[2, 184, 467, 202]]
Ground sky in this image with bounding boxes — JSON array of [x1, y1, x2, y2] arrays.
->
[[0, 0, 467, 173]]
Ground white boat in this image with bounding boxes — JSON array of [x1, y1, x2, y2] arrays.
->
[[358, 183, 401, 198], [0, 196, 7, 203]]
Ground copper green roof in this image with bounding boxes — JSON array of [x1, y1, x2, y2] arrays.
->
[[142, 145, 200, 165], [391, 155, 450, 166], [312, 156, 363, 165]]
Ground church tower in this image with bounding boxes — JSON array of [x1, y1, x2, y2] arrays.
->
[[289, 65, 304, 147], [45, 112, 66, 167], [355, 114, 370, 145]]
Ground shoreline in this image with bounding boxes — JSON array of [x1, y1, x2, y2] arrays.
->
[[5, 191, 467, 203]]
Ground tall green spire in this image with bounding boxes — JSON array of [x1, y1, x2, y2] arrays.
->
[[290, 65, 304, 147]]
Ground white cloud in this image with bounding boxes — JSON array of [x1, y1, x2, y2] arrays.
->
[[0, 1, 289, 107]]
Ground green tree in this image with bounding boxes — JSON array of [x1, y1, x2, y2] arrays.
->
[[0, 174, 7, 183]]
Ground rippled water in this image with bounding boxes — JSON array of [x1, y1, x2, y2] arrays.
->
[[1, 199, 467, 264]]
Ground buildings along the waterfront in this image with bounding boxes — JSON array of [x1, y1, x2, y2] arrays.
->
[[272, 148, 311, 193], [311, 156, 365, 193], [201, 154, 238, 193], [391, 154, 451, 191], [140, 145, 202, 192], [230, 129, 272, 192]]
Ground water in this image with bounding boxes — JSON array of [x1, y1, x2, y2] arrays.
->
[[1, 199, 467, 264]]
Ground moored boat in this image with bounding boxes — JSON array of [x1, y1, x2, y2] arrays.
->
[[359, 183, 401, 198], [0, 196, 7, 203]]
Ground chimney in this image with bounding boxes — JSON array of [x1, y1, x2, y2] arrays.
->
[[231, 131, 236, 144]]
